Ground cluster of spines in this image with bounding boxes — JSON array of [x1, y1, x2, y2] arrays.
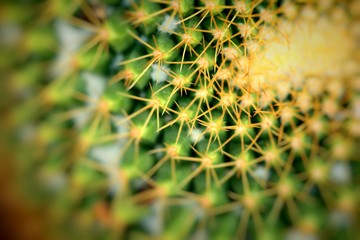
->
[[3, 0, 359, 239]]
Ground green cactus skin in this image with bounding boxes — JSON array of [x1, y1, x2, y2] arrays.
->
[[1, 0, 360, 239]]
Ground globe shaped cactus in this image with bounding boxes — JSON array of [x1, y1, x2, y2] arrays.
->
[[1, 0, 359, 239]]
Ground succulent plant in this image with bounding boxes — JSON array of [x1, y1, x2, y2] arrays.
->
[[1, 0, 360, 239]]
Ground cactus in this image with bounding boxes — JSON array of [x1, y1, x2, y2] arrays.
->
[[1, 0, 360, 239]]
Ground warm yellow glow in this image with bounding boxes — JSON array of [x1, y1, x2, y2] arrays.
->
[[249, 7, 355, 93]]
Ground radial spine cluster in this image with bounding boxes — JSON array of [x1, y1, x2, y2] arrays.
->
[[2, 0, 360, 239]]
